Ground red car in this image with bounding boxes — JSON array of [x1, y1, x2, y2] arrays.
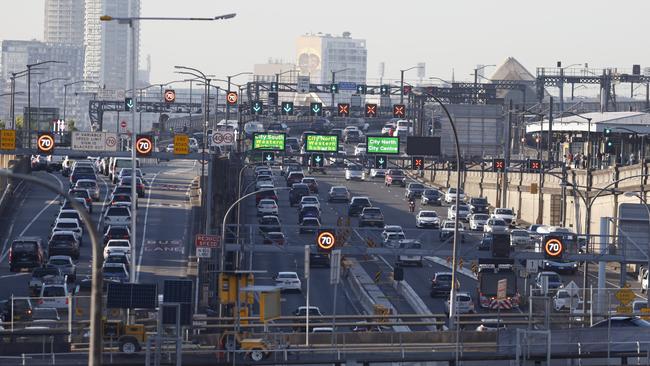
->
[[263, 232, 286, 245]]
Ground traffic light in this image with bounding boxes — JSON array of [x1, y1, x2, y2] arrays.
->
[[356, 84, 367, 94], [330, 83, 339, 93], [605, 139, 615, 154], [492, 158, 506, 173], [124, 97, 133, 111], [411, 156, 424, 170], [380, 85, 390, 96], [528, 159, 542, 173], [270, 82, 278, 92], [604, 127, 612, 137], [311, 153, 324, 167]]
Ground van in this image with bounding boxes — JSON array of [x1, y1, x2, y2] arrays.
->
[[110, 158, 140, 183], [9, 237, 45, 272]]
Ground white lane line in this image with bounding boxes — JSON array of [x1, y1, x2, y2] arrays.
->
[[0, 194, 25, 259], [0, 173, 63, 263], [135, 172, 160, 282]]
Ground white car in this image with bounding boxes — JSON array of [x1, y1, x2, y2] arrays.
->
[[444, 188, 465, 204], [382, 225, 405, 240], [381, 123, 395, 135], [510, 229, 532, 248], [165, 144, 174, 152], [370, 168, 386, 178], [299, 196, 320, 211], [257, 199, 278, 216], [416, 210, 440, 228], [392, 119, 413, 136], [275, 271, 301, 292], [103, 206, 131, 226], [469, 214, 490, 231], [51, 218, 83, 239], [492, 208, 516, 226], [255, 175, 274, 189], [553, 289, 580, 311], [383, 232, 406, 248], [397, 239, 423, 266], [37, 283, 71, 310], [74, 179, 100, 201], [354, 143, 367, 156], [484, 218, 509, 233], [345, 164, 365, 181], [103, 239, 131, 259], [447, 204, 470, 221], [445, 292, 475, 314]]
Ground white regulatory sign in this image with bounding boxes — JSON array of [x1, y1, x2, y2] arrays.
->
[[297, 75, 310, 94], [210, 132, 235, 147], [196, 247, 211, 258], [72, 132, 118, 151]]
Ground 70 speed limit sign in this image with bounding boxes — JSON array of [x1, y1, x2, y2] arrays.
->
[[37, 133, 55, 154], [135, 135, 153, 157], [317, 231, 336, 251], [544, 236, 564, 258]]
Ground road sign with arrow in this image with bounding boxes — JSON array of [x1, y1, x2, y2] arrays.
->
[[281, 102, 294, 116], [262, 152, 275, 162], [251, 100, 263, 115], [311, 153, 324, 167], [310, 102, 323, 117], [375, 155, 387, 169]]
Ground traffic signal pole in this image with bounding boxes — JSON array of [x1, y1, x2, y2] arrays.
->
[[502, 100, 512, 208]]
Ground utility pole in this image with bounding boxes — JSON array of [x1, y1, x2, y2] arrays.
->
[[548, 97, 554, 166], [502, 100, 512, 208]]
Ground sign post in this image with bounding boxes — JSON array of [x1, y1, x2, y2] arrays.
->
[[195, 234, 219, 258], [72, 132, 118, 152], [173, 134, 189, 155], [297, 76, 310, 94], [0, 130, 16, 150]]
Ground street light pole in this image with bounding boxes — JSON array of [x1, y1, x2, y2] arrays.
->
[[37, 78, 68, 131], [330, 68, 350, 110], [225, 72, 252, 122], [26, 60, 66, 148], [400, 65, 422, 104]]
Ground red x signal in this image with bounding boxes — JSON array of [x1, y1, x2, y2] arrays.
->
[[365, 104, 377, 117], [338, 103, 350, 117], [393, 104, 405, 118]]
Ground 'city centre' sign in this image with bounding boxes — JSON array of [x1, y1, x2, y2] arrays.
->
[[305, 134, 339, 152], [367, 136, 400, 155], [253, 133, 285, 151]]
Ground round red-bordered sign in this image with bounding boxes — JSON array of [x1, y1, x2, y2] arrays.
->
[[164, 89, 176, 103], [37, 134, 55, 154], [135, 135, 153, 156], [544, 238, 564, 257], [317, 231, 336, 250], [226, 91, 238, 105]]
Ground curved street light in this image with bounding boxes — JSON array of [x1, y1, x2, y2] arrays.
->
[[63, 80, 99, 123]]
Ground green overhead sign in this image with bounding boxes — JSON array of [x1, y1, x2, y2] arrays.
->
[[253, 133, 285, 151], [367, 136, 399, 155], [305, 134, 339, 152]]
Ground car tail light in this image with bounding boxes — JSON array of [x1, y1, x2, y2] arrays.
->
[[65, 297, 69, 305], [8, 248, 12, 263], [38, 299, 43, 305]]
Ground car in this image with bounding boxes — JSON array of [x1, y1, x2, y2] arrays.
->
[[289, 183, 311, 207], [393, 119, 413, 136], [384, 169, 406, 187], [104, 251, 131, 272], [542, 259, 578, 274], [46, 155, 65, 171], [382, 224, 405, 238], [301, 177, 318, 193], [354, 143, 367, 156], [553, 289, 581, 311], [381, 123, 395, 136], [591, 316, 650, 328], [348, 196, 372, 217], [632, 300, 648, 315], [293, 306, 322, 317], [430, 272, 459, 297], [110, 194, 134, 208], [345, 164, 365, 181], [111, 186, 132, 198], [257, 199, 279, 216], [254, 165, 272, 176], [415, 210, 440, 228], [484, 218, 508, 233], [268, 122, 290, 135], [421, 189, 442, 206], [476, 319, 507, 332], [0, 298, 33, 322], [103, 239, 131, 259], [31, 307, 61, 325], [255, 175, 274, 190], [310, 119, 332, 134], [165, 143, 174, 153], [298, 204, 321, 223], [61, 197, 91, 213], [469, 214, 490, 231], [9, 237, 45, 272], [259, 215, 282, 234], [31, 155, 48, 170], [110, 158, 140, 183], [445, 292, 475, 314], [369, 168, 386, 178], [299, 217, 321, 234], [274, 271, 302, 292], [51, 217, 84, 242], [328, 186, 350, 202], [56, 209, 83, 224], [383, 233, 406, 248], [444, 187, 465, 204], [102, 262, 130, 283], [343, 129, 361, 143], [103, 206, 131, 226], [405, 183, 426, 199], [397, 239, 423, 266], [492, 208, 516, 226], [478, 234, 492, 251], [359, 207, 385, 227], [299, 196, 320, 211], [536, 271, 563, 293], [439, 220, 465, 242], [36, 283, 71, 310], [263, 231, 286, 245], [117, 168, 144, 182], [281, 162, 302, 177], [29, 266, 64, 295], [447, 204, 470, 221], [45, 255, 76, 282], [255, 188, 278, 204], [119, 176, 146, 197], [467, 197, 489, 214], [510, 229, 532, 249], [74, 179, 100, 201], [286, 171, 305, 187], [48, 231, 80, 259]]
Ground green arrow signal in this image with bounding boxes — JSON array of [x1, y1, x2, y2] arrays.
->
[[283, 104, 292, 112]]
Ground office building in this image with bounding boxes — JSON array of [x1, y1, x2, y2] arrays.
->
[[253, 59, 298, 83], [44, 0, 85, 46], [296, 32, 367, 84]]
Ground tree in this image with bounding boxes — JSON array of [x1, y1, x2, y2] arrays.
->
[[0, 119, 5, 129], [15, 116, 23, 129], [66, 119, 77, 132]]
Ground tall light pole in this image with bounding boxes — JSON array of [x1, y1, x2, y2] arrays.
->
[[37, 78, 68, 131], [225, 71, 252, 122], [330, 68, 350, 109], [400, 65, 422, 104], [26, 60, 66, 147], [558, 63, 583, 113], [63, 80, 98, 125], [99, 12, 236, 366], [473, 64, 496, 104], [275, 69, 298, 114]]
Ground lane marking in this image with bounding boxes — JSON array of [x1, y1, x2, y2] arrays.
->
[[135, 172, 160, 282]]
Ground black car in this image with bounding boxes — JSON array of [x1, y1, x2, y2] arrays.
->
[[0, 299, 33, 322], [344, 130, 361, 143], [359, 207, 385, 227], [103, 226, 131, 244], [478, 234, 492, 251], [9, 237, 45, 272], [298, 205, 320, 223], [289, 183, 311, 206], [299, 218, 321, 234], [48, 232, 80, 259], [348, 197, 372, 217], [468, 197, 489, 214], [430, 272, 459, 297], [259, 215, 282, 234], [405, 183, 426, 199], [421, 189, 442, 206], [309, 249, 330, 268]]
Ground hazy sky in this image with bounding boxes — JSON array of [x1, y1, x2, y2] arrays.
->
[[2, 0, 650, 89]]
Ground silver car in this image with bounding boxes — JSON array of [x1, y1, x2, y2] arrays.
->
[[74, 179, 100, 201]]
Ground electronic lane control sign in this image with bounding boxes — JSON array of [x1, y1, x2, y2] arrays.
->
[[543, 236, 564, 259], [253, 133, 285, 151], [37, 133, 55, 154], [366, 136, 400, 155], [305, 134, 339, 152], [317, 230, 336, 251]]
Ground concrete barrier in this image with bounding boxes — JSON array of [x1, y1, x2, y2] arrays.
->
[[392, 280, 438, 332]]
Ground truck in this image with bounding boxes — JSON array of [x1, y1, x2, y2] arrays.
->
[[477, 259, 520, 310]]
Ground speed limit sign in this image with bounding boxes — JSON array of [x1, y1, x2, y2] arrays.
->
[[544, 236, 564, 258], [135, 134, 153, 157], [316, 231, 336, 251], [37, 133, 55, 154]]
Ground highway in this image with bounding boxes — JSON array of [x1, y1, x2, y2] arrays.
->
[[0, 160, 198, 303]]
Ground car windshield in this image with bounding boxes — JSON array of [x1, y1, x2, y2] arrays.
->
[[409, 184, 424, 189], [58, 223, 77, 229], [420, 211, 437, 217], [436, 275, 452, 283], [12, 242, 36, 251], [511, 231, 528, 237], [77, 182, 96, 188], [33, 308, 58, 320], [424, 190, 439, 196], [260, 217, 280, 225], [277, 273, 296, 279], [42, 287, 65, 297], [104, 266, 125, 274], [491, 220, 506, 226], [545, 274, 561, 282], [107, 207, 129, 216], [472, 198, 487, 204], [390, 170, 404, 176], [108, 241, 128, 248], [473, 214, 489, 220], [33, 268, 59, 277], [496, 209, 514, 215], [49, 259, 70, 266], [457, 295, 471, 302], [353, 199, 371, 206], [303, 219, 319, 225], [347, 165, 362, 171], [332, 187, 347, 193]]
